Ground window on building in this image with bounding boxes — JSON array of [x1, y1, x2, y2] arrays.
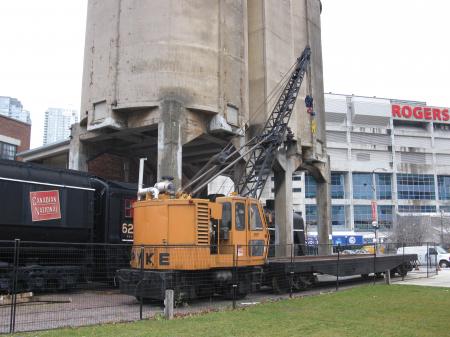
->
[[397, 174, 435, 200], [0, 142, 17, 160], [376, 173, 392, 200], [305, 205, 317, 227], [434, 123, 450, 131], [377, 205, 393, 229], [398, 205, 436, 213], [305, 174, 317, 198], [292, 188, 302, 193], [440, 206, 450, 213], [331, 172, 345, 199], [352, 173, 373, 199], [293, 175, 302, 181], [354, 205, 372, 231], [331, 205, 345, 226], [438, 176, 450, 200]]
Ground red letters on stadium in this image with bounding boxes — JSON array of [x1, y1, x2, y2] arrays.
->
[[392, 104, 450, 122]]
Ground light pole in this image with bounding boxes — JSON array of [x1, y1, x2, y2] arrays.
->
[[370, 168, 387, 253], [372, 221, 380, 254], [441, 209, 445, 246]]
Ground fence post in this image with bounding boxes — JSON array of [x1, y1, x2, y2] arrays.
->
[[336, 244, 340, 291], [232, 245, 237, 310], [435, 243, 438, 275], [373, 242, 376, 285], [402, 243, 405, 281], [9, 239, 20, 334], [164, 289, 174, 319], [139, 245, 144, 320], [289, 244, 294, 298]]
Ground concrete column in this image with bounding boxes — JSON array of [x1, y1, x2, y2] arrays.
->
[[157, 100, 183, 190], [68, 124, 88, 171], [316, 158, 332, 255], [273, 148, 301, 257]]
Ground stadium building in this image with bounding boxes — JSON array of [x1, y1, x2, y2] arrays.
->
[[285, 93, 450, 240], [211, 93, 450, 241]]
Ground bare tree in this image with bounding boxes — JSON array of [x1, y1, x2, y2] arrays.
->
[[388, 214, 433, 244]]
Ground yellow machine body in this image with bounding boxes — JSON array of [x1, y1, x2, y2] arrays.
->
[[130, 195, 269, 270]]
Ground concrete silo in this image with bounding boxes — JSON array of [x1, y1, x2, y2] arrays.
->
[[247, 0, 330, 253], [70, 0, 330, 249], [73, 0, 249, 188]]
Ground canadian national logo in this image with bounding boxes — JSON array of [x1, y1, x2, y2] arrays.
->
[[30, 190, 62, 222]]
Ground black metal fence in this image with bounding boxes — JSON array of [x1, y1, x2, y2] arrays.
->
[[0, 240, 446, 334]]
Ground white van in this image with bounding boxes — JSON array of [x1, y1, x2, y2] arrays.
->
[[397, 246, 450, 268]]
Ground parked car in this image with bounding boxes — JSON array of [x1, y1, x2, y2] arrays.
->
[[397, 246, 450, 268]]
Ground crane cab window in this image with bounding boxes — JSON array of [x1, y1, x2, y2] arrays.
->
[[221, 202, 232, 231], [235, 202, 246, 230], [249, 203, 263, 230]]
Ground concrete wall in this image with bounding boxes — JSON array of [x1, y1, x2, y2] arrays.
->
[[247, 0, 325, 151], [79, 0, 254, 189], [81, 0, 248, 131]]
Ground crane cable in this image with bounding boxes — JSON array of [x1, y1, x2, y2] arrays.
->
[[221, 60, 301, 196], [183, 59, 299, 195]]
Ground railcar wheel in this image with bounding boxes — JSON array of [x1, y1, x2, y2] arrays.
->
[[290, 274, 311, 291], [271, 276, 289, 294], [397, 265, 408, 277], [221, 284, 248, 300]]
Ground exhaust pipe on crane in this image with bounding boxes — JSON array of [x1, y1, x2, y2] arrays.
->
[[137, 158, 175, 200], [137, 157, 159, 200]]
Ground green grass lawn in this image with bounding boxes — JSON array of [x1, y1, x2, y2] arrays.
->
[[24, 285, 450, 337]]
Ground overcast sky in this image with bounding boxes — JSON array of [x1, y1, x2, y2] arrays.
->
[[0, 0, 448, 149], [0, 0, 87, 148]]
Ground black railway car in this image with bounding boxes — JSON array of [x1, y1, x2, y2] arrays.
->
[[0, 159, 137, 293]]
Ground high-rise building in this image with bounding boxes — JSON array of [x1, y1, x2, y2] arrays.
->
[[0, 96, 31, 124], [43, 108, 79, 145]]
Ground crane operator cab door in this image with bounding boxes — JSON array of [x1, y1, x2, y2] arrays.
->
[[217, 197, 268, 265], [246, 200, 268, 264], [233, 200, 248, 259]]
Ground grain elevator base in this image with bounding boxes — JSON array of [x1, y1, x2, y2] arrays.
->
[[69, 122, 230, 188]]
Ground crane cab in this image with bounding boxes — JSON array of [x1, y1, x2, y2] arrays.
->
[[129, 195, 269, 271]]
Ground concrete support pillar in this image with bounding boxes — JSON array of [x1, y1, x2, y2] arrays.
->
[[157, 100, 183, 190], [68, 124, 88, 171], [316, 158, 332, 255], [273, 148, 301, 257]]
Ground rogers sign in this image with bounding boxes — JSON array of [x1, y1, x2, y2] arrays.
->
[[30, 190, 61, 222], [392, 104, 450, 122]]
